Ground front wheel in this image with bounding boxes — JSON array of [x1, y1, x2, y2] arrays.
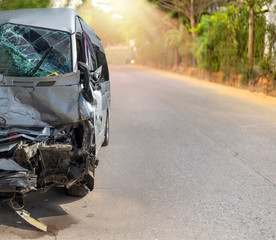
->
[[65, 183, 90, 197], [65, 171, 94, 197]]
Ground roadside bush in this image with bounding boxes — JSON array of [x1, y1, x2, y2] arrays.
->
[[194, 5, 266, 84], [0, 0, 50, 10], [260, 23, 276, 83]]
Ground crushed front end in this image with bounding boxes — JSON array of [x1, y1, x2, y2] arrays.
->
[[0, 69, 100, 199], [0, 120, 98, 198]]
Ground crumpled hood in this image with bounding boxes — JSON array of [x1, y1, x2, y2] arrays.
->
[[0, 72, 85, 128]]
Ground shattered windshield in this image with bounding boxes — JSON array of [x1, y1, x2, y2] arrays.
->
[[0, 24, 72, 77]]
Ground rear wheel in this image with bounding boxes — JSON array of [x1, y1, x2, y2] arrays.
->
[[102, 111, 109, 147]]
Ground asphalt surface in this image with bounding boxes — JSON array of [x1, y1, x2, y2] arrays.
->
[[1, 65, 276, 239]]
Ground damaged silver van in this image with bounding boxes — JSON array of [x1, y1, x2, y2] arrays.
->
[[0, 8, 110, 200]]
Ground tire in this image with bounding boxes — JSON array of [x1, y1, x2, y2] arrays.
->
[[102, 111, 109, 146], [65, 183, 90, 197], [65, 171, 94, 197]]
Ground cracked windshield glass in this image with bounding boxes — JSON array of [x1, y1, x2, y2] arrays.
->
[[0, 23, 72, 77]]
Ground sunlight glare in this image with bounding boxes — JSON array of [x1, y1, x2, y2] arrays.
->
[[91, 0, 113, 12]]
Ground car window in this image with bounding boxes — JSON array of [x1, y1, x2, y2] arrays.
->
[[95, 46, 109, 81], [0, 23, 72, 77], [84, 32, 98, 71]]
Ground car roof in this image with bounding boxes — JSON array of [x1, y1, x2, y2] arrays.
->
[[0, 8, 104, 52], [0, 8, 78, 33]]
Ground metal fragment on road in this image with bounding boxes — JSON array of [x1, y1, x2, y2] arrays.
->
[[13, 208, 47, 232]]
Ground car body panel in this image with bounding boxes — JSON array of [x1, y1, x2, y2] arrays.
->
[[0, 8, 110, 197]]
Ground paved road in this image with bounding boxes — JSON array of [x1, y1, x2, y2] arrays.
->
[[1, 65, 276, 239]]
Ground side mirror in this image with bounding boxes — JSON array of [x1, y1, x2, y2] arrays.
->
[[78, 61, 93, 101], [78, 61, 89, 85]]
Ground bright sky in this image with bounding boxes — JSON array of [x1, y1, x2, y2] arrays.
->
[[52, 0, 83, 8], [91, 0, 113, 13], [91, 0, 125, 20]]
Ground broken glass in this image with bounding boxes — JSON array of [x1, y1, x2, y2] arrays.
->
[[0, 23, 72, 77]]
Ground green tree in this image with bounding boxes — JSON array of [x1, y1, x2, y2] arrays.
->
[[151, 0, 229, 66], [151, 0, 227, 38], [163, 20, 191, 65], [0, 0, 51, 10], [242, 0, 272, 77], [195, 4, 266, 81]]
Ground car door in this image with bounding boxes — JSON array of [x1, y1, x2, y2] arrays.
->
[[84, 33, 105, 153], [93, 46, 110, 139]]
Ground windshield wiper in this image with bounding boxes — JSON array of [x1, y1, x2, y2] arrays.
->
[[29, 46, 53, 77]]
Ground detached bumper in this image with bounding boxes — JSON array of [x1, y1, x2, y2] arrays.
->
[[0, 171, 37, 194], [0, 158, 37, 194]]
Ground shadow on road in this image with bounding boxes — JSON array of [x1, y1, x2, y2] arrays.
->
[[0, 187, 81, 239]]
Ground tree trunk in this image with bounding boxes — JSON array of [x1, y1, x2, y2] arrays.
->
[[174, 47, 181, 65], [248, 5, 254, 79], [174, 16, 182, 66], [190, 0, 197, 66], [190, 0, 196, 39]]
